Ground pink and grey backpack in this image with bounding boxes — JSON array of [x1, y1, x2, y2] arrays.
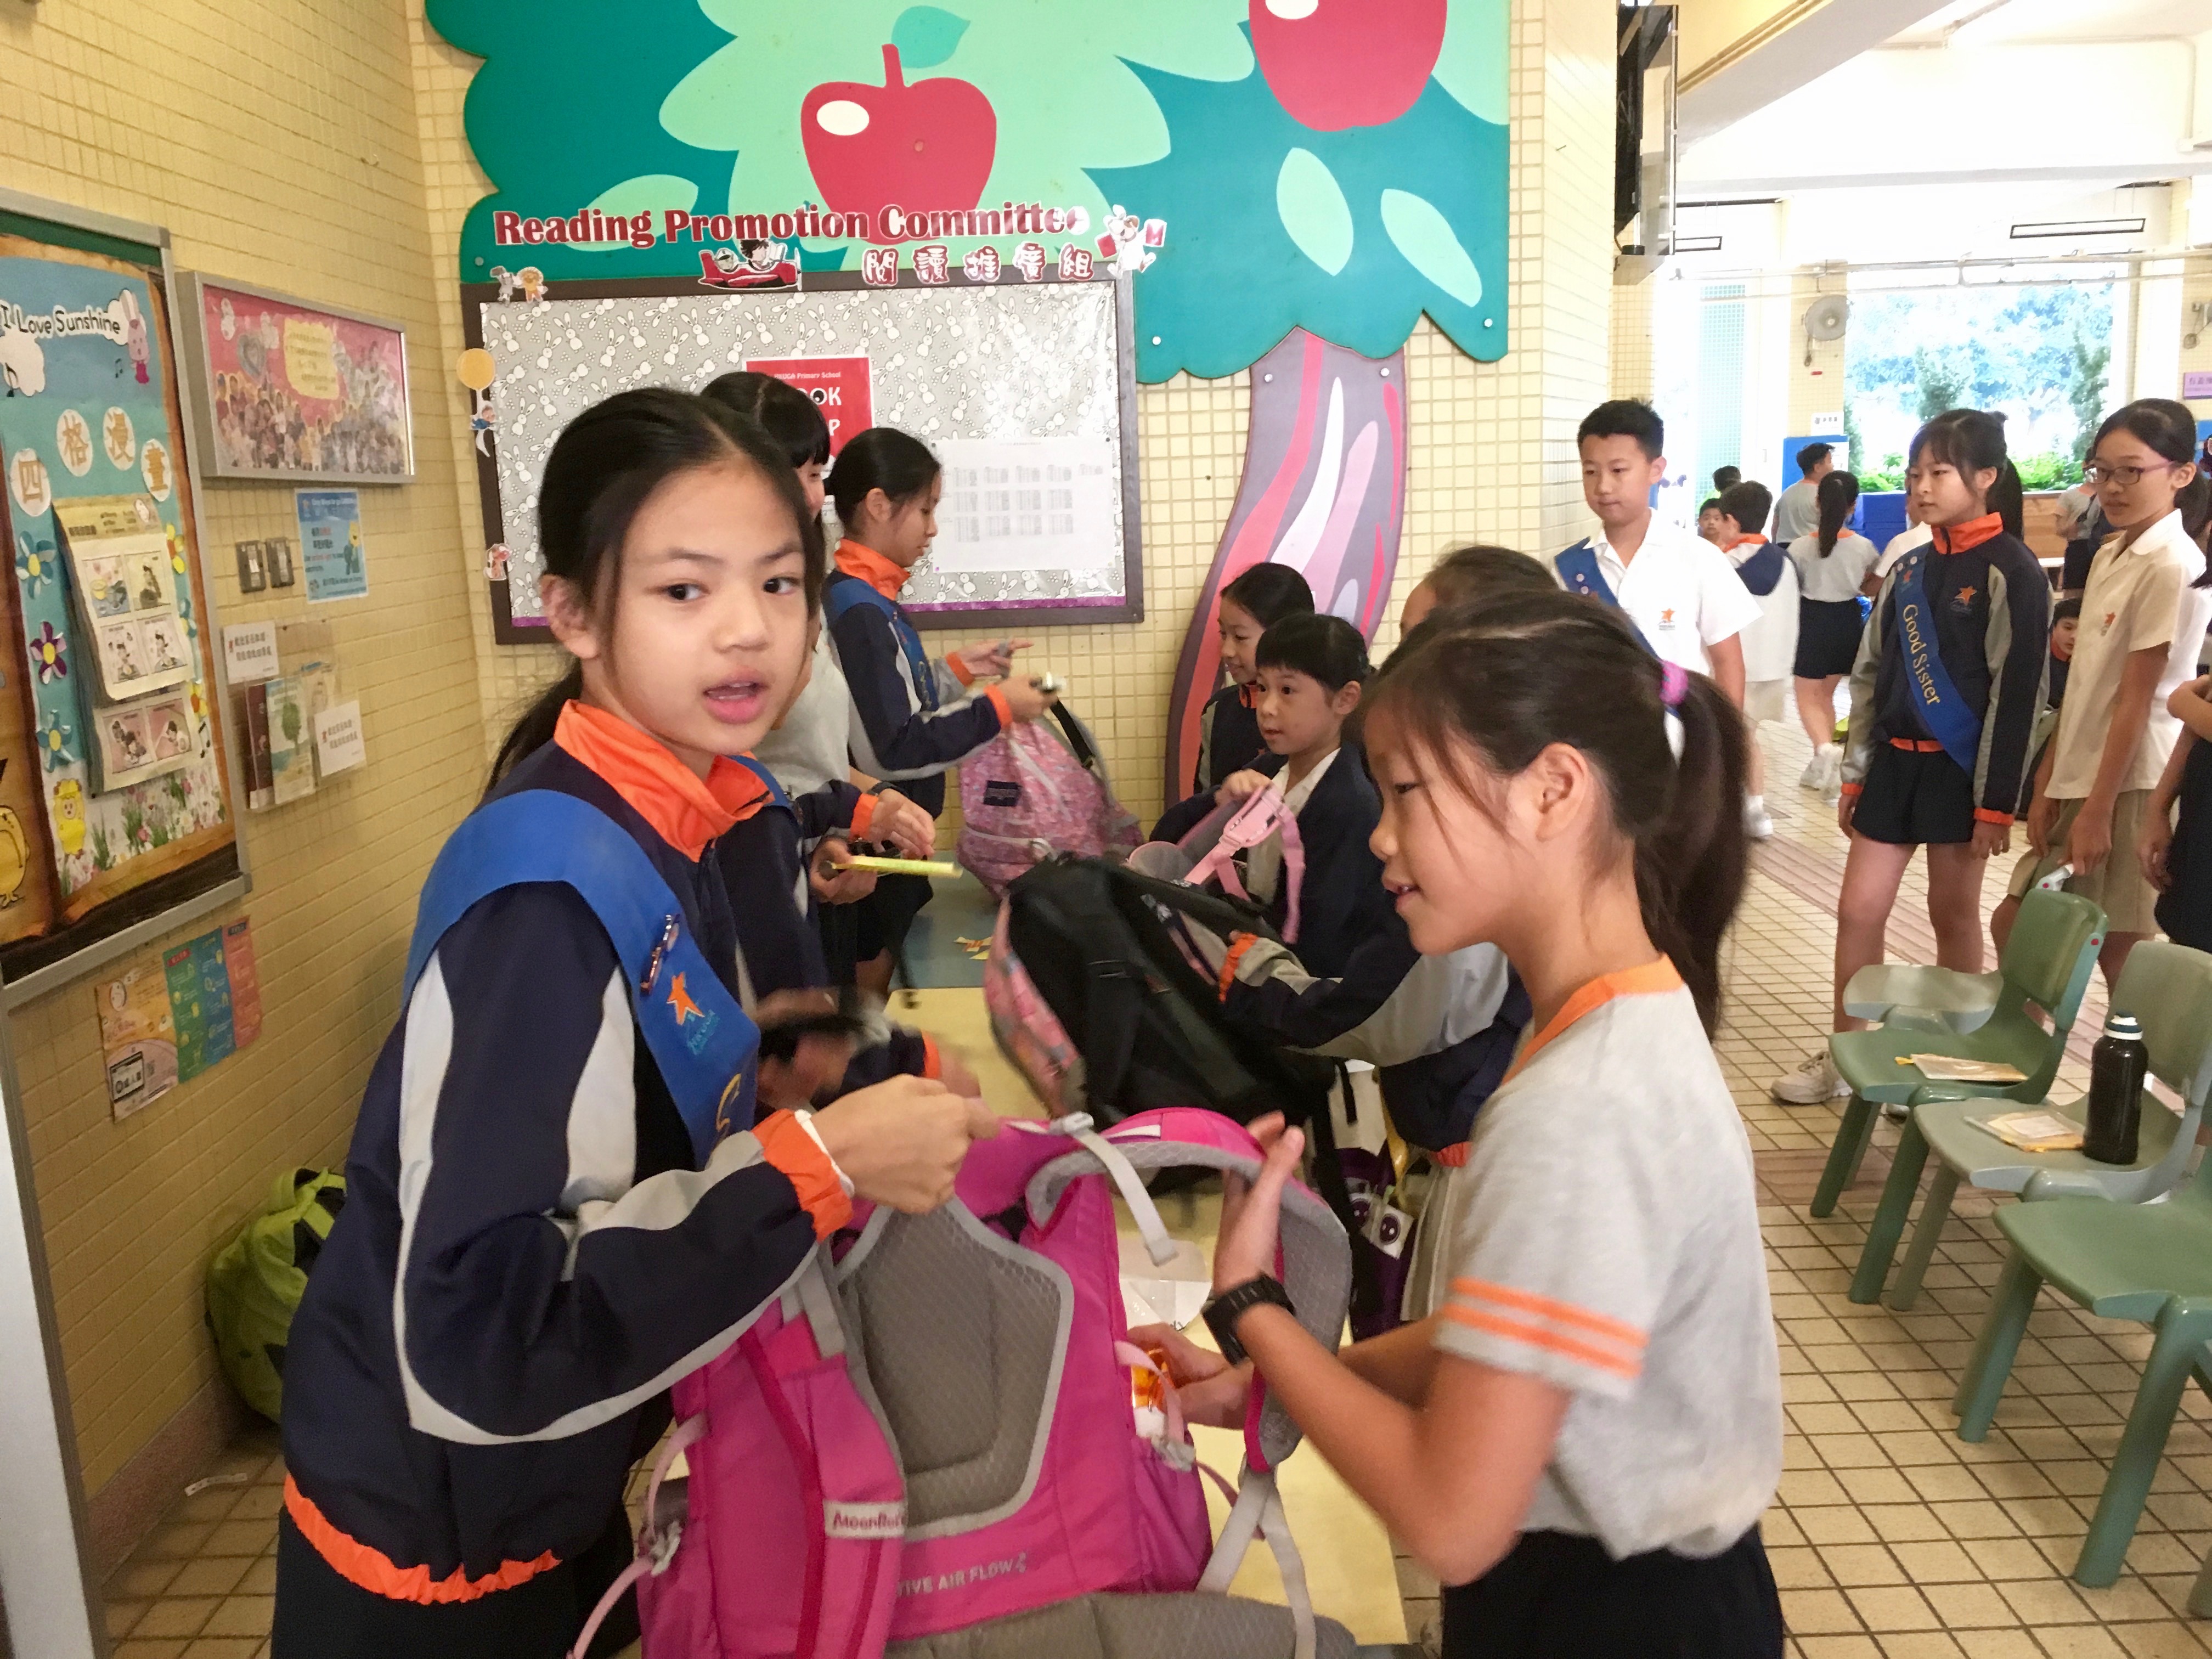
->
[[958, 702, 1140, 898], [575, 1109, 1355, 1659]]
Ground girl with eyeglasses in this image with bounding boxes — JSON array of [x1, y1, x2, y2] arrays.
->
[[2000, 399, 2211, 989]]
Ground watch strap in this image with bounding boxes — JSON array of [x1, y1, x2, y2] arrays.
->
[[1203, 1274, 1295, 1366]]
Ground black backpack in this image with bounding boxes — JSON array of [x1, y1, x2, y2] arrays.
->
[[1000, 856, 1380, 1313]]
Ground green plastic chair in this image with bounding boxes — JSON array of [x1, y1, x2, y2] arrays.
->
[[1951, 1150, 2212, 1588], [1850, 940, 2212, 1310], [1809, 889, 2107, 1218]]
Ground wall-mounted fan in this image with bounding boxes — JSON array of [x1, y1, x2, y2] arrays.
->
[[1803, 295, 1849, 365]]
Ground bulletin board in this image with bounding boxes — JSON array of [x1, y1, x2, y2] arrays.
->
[[0, 190, 245, 1000], [463, 268, 1143, 639]]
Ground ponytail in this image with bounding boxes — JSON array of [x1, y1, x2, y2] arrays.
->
[[1991, 460, 2025, 540], [1815, 471, 1860, 557], [1369, 591, 1747, 1032], [490, 663, 584, 792]]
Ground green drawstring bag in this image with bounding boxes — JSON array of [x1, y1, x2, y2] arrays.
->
[[205, 1167, 346, 1423]]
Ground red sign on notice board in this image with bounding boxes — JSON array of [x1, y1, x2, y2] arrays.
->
[[744, 356, 874, 454]]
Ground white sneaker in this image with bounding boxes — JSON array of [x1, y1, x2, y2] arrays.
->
[[1799, 752, 1826, 789], [1772, 1050, 1848, 1104], [1745, 797, 1774, 842]]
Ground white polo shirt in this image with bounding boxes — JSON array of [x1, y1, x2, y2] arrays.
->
[[1553, 520, 1760, 676], [2047, 510, 2212, 800]]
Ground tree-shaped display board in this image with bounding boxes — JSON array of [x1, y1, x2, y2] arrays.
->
[[428, 0, 1507, 797]]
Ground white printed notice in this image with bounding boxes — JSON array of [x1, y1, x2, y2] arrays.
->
[[928, 438, 1120, 576]]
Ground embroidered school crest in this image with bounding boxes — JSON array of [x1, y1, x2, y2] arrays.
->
[[1952, 585, 1977, 612], [2103, 612, 2117, 634], [1659, 608, 1677, 625]]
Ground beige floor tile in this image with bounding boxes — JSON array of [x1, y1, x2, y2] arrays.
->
[[1846, 1584, 1941, 1631], [1820, 1544, 1908, 1587], [1876, 1636, 1967, 1659], [1782, 1587, 1867, 1634]]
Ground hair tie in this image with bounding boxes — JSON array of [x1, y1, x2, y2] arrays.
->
[[1660, 661, 1689, 761]]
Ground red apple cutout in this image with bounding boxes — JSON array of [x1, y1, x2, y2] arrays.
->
[[803, 44, 997, 240], [1250, 0, 1447, 132]]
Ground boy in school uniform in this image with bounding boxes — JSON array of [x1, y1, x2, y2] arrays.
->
[[1719, 481, 1792, 840], [1554, 401, 1762, 830]]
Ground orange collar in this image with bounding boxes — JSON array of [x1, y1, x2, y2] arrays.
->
[[551, 701, 769, 861], [1931, 514, 2002, 555], [1238, 681, 1258, 709], [1504, 957, 1684, 1085], [835, 540, 910, 600], [1724, 534, 1767, 554]]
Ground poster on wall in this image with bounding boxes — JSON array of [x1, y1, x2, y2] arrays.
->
[[177, 274, 413, 484], [0, 233, 236, 926], [296, 488, 369, 602], [743, 355, 872, 454]]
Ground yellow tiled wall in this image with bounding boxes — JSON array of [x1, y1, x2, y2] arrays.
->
[[2, 0, 1620, 1511], [426, 0, 1618, 830], [0, 2, 487, 1493]]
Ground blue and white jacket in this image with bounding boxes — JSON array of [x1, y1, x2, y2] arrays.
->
[[280, 702, 854, 1604], [823, 541, 1008, 817]]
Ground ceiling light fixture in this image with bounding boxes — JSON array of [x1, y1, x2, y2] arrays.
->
[[2010, 217, 2147, 239]]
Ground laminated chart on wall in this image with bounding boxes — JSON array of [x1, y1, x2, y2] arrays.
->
[[467, 274, 1135, 636], [0, 233, 235, 926]]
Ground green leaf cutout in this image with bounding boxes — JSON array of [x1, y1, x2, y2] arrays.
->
[[1276, 148, 1354, 277], [1380, 188, 1482, 308], [891, 7, 972, 70]]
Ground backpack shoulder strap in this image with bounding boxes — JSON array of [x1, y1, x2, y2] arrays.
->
[[406, 791, 759, 1165]]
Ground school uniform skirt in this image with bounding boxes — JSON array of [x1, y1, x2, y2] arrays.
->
[[1793, 597, 1866, 679], [1442, 1526, 1782, 1659]]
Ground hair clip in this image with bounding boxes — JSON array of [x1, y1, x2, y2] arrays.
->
[[1660, 662, 1689, 760]]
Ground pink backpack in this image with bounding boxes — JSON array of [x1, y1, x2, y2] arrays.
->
[[958, 703, 1139, 898], [1129, 792, 1307, 943], [579, 1110, 1355, 1659]]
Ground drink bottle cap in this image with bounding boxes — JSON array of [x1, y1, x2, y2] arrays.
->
[[2105, 1012, 2142, 1039]]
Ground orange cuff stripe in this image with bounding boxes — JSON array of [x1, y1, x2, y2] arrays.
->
[[1838, 782, 1863, 798], [754, 1110, 853, 1240], [1218, 933, 1262, 999], [1435, 1142, 1470, 1168], [1449, 1277, 1648, 1350], [1442, 1306, 1643, 1380], [1973, 808, 2014, 825], [985, 686, 1012, 728], [921, 1032, 942, 1080], [947, 654, 977, 688], [285, 1477, 558, 1605], [849, 792, 878, 840]]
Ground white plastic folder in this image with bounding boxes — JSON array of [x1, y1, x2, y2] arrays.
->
[[1904, 1054, 2029, 1084]]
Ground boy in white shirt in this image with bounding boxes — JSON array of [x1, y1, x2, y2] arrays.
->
[[1555, 401, 1762, 833]]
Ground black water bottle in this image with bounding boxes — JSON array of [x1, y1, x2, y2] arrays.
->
[[2083, 1012, 2149, 1165]]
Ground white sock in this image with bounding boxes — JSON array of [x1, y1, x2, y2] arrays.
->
[[1746, 794, 1765, 814]]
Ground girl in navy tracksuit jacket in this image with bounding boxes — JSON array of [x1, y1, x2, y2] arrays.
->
[[1155, 614, 1387, 979], [821, 427, 1055, 989], [273, 391, 993, 1659], [1185, 562, 1316, 803], [1773, 408, 2049, 1105]]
